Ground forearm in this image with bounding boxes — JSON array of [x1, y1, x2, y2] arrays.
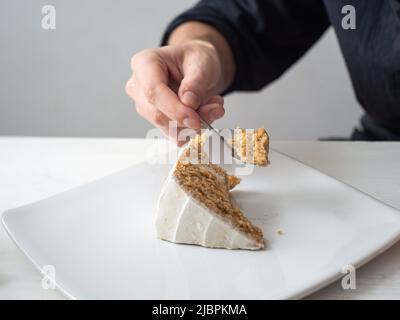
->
[[167, 21, 235, 94]]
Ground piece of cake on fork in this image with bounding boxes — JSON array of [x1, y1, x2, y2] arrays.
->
[[230, 127, 270, 166]]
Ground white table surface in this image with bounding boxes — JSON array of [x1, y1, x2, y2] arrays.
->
[[1, 137, 399, 300]]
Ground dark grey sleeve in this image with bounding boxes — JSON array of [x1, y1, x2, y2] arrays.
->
[[162, 0, 330, 93]]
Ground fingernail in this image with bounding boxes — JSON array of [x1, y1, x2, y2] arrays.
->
[[183, 117, 199, 129], [209, 108, 224, 122], [182, 91, 199, 108]]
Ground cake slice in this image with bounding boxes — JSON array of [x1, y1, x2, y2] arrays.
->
[[230, 127, 270, 166], [155, 134, 265, 250]]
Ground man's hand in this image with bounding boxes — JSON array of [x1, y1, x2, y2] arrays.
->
[[125, 22, 235, 145]]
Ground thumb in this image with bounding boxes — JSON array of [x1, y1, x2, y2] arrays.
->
[[178, 63, 216, 110]]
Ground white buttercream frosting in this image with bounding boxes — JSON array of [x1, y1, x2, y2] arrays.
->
[[155, 169, 262, 250]]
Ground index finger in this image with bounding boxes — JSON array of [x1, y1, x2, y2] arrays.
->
[[134, 57, 201, 129]]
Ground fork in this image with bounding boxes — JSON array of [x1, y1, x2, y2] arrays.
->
[[199, 117, 242, 162]]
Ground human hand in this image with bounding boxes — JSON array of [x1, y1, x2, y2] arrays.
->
[[125, 40, 226, 145]]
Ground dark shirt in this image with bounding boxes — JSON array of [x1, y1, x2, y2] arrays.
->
[[162, 0, 400, 141]]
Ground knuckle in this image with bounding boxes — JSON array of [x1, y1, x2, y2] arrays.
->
[[130, 53, 141, 70], [125, 79, 133, 96], [130, 52, 145, 70], [135, 104, 144, 116], [153, 111, 165, 126], [131, 49, 158, 70], [144, 84, 158, 104], [174, 110, 187, 123], [209, 95, 223, 105]]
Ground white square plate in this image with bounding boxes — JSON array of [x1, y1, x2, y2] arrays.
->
[[2, 150, 400, 299]]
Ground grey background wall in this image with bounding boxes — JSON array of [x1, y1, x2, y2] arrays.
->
[[0, 0, 363, 140]]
